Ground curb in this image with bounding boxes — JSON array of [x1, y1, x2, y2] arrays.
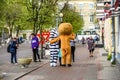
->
[[14, 61, 49, 80]]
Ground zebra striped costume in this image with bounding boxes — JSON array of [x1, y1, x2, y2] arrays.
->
[[49, 28, 59, 67]]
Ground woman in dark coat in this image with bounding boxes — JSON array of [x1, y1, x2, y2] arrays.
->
[[9, 38, 18, 64]]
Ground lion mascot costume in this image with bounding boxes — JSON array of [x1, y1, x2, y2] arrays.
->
[[50, 23, 75, 67]]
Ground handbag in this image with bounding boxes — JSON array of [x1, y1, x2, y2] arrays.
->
[[7, 44, 11, 53]]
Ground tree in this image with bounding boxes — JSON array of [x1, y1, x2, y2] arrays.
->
[[0, 0, 6, 28], [61, 3, 84, 33], [3, 0, 22, 37], [25, 0, 59, 59], [2, 0, 30, 37], [25, 0, 59, 33]]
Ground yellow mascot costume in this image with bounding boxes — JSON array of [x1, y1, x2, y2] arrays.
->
[[50, 23, 75, 67]]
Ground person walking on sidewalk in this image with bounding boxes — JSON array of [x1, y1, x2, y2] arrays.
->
[[70, 39, 76, 62], [9, 37, 18, 64], [31, 33, 41, 62], [87, 36, 95, 57], [81, 37, 85, 46]]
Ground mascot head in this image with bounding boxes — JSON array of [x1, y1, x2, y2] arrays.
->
[[58, 23, 73, 35]]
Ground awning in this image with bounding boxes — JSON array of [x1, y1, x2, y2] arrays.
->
[[114, 0, 120, 10]]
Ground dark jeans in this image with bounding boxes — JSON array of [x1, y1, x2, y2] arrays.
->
[[32, 48, 40, 62], [71, 46, 75, 62], [59, 57, 62, 66], [11, 52, 17, 63]]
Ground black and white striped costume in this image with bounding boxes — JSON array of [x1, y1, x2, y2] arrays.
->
[[49, 28, 59, 67]]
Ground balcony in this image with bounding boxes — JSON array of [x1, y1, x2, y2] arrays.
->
[[96, 3, 104, 7], [96, 13, 104, 16], [96, 13, 105, 18], [96, 10, 104, 13]]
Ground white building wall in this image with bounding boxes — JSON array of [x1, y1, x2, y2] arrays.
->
[[58, 1, 96, 31]]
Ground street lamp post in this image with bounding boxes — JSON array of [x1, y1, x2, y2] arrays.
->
[[59, 13, 63, 23], [56, 12, 63, 28]]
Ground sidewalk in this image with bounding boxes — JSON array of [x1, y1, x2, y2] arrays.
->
[[97, 48, 120, 80], [0, 42, 49, 80], [0, 59, 49, 80], [17, 44, 120, 80]]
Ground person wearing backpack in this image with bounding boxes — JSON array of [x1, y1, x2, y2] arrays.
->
[[9, 37, 18, 64], [7, 37, 13, 53]]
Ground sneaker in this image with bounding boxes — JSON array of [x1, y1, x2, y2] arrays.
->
[[50, 63, 53, 67], [39, 59, 41, 62], [11, 62, 14, 64], [60, 64, 62, 66], [68, 64, 72, 67], [14, 63, 18, 65], [21, 66, 25, 68], [61, 64, 66, 67], [53, 63, 57, 67], [34, 60, 37, 62]]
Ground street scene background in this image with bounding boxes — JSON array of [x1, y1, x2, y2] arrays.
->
[[0, 41, 120, 80]]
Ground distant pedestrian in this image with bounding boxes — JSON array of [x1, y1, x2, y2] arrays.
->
[[70, 39, 76, 62], [19, 36, 23, 43], [87, 36, 95, 57], [31, 33, 41, 62], [9, 37, 18, 64], [94, 35, 99, 43], [81, 37, 85, 46]]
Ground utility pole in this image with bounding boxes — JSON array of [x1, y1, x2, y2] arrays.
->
[[111, 0, 116, 64]]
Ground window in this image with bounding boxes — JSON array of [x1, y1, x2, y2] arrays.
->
[[69, 3, 74, 9], [89, 3, 94, 9], [90, 15, 94, 22], [79, 3, 84, 9]]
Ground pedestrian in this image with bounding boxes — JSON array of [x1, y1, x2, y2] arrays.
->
[[94, 35, 99, 43], [58, 40, 62, 66], [49, 28, 59, 67], [81, 37, 85, 46], [31, 33, 41, 62], [9, 37, 18, 64], [70, 39, 76, 62], [87, 36, 95, 57]]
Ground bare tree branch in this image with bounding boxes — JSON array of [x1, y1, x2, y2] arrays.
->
[[53, 0, 59, 5], [60, 0, 69, 12]]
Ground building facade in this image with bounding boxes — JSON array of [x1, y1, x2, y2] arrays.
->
[[58, 0, 96, 31], [96, 0, 120, 71]]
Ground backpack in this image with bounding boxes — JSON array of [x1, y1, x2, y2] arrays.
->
[[7, 44, 11, 53]]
